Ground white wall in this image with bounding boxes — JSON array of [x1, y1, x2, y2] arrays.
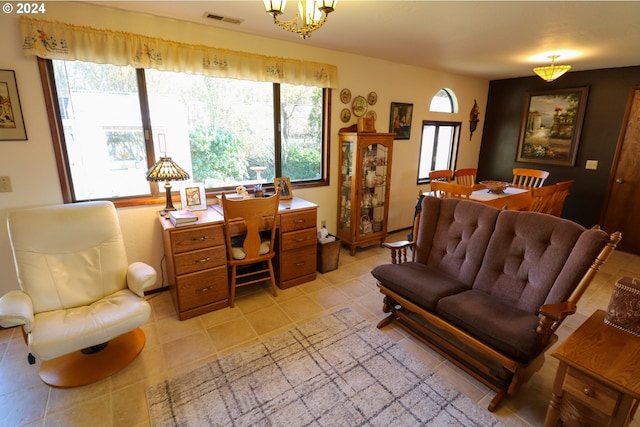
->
[[0, 2, 488, 295]]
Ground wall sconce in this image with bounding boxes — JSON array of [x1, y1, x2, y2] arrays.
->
[[469, 99, 480, 140]]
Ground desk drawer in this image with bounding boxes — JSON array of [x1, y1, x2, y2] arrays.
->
[[281, 228, 316, 251], [564, 367, 620, 417], [174, 246, 226, 275], [176, 266, 228, 311], [280, 246, 317, 281], [171, 225, 225, 253], [280, 210, 316, 233]]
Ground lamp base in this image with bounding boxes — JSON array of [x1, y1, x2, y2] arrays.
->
[[162, 181, 177, 216]]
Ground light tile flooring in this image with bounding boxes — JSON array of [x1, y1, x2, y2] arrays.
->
[[1, 231, 640, 427]]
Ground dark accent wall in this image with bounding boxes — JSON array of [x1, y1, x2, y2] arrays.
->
[[478, 66, 640, 227]]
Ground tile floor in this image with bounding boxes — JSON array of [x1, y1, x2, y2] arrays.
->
[[1, 231, 639, 427]]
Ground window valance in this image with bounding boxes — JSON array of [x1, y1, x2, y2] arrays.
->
[[20, 17, 337, 88]]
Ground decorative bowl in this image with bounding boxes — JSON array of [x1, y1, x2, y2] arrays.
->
[[480, 180, 510, 194]]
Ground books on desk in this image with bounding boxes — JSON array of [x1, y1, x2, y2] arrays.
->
[[169, 210, 198, 227]]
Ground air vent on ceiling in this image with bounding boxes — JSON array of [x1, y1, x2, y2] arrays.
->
[[203, 12, 243, 25]]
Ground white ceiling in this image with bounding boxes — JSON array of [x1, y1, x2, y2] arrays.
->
[[88, 1, 640, 80]]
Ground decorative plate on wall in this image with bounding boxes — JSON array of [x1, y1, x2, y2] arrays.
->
[[368, 92, 378, 105], [352, 95, 368, 117], [340, 88, 351, 104], [366, 110, 377, 121], [340, 108, 351, 123]]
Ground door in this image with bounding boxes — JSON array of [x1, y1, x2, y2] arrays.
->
[[601, 86, 640, 254]]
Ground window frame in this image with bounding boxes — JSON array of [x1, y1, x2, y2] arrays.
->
[[38, 57, 331, 207], [416, 120, 462, 185]]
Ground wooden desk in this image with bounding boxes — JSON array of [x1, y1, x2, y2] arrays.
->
[[469, 186, 531, 210], [544, 310, 640, 427], [159, 196, 318, 320]]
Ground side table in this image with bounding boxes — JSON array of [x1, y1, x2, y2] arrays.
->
[[544, 310, 640, 427]]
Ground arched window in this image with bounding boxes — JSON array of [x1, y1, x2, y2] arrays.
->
[[429, 88, 457, 113]]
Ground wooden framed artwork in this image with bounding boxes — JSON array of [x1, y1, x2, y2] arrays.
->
[[389, 102, 413, 139], [516, 87, 589, 167], [0, 69, 27, 141], [274, 177, 292, 200], [180, 182, 207, 210]]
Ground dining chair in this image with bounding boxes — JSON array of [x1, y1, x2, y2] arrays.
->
[[431, 181, 473, 199], [528, 185, 558, 213], [428, 169, 453, 183], [548, 180, 574, 217], [220, 193, 280, 308], [454, 168, 477, 186], [512, 168, 550, 188]]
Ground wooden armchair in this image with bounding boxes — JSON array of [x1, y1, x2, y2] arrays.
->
[[454, 168, 477, 186], [548, 180, 574, 217], [428, 169, 453, 182], [512, 168, 550, 188], [430, 181, 473, 199], [529, 184, 558, 213]]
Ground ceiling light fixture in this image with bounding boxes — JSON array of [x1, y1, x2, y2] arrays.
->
[[263, 0, 337, 39], [533, 55, 572, 82]]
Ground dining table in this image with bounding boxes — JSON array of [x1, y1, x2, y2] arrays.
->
[[467, 185, 532, 210]]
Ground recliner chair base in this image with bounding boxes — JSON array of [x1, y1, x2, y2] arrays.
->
[[39, 328, 146, 388]]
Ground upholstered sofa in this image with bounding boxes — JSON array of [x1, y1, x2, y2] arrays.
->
[[371, 196, 620, 411]]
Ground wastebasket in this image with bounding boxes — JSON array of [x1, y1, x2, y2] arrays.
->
[[317, 235, 341, 273]]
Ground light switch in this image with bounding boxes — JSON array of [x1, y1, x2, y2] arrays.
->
[[585, 160, 598, 170]]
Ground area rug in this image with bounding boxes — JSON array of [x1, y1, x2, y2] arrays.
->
[[146, 308, 504, 426]]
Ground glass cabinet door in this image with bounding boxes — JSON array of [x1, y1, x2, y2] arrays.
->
[[359, 142, 388, 236], [339, 139, 354, 234]]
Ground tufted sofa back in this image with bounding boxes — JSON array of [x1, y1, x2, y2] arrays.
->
[[7, 201, 129, 313]]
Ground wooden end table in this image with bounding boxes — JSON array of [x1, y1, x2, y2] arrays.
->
[[544, 310, 640, 427]]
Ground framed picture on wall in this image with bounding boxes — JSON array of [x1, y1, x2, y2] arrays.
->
[[389, 102, 413, 140], [180, 182, 207, 210], [0, 69, 27, 141], [516, 87, 589, 167]]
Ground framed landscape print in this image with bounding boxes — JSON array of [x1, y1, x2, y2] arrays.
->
[[389, 102, 413, 139], [516, 87, 589, 166], [0, 70, 27, 141]]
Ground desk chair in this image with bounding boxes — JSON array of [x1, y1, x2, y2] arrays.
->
[[430, 181, 473, 199], [549, 180, 574, 217], [0, 201, 156, 387], [454, 168, 477, 186], [428, 169, 453, 182], [529, 185, 558, 213], [512, 168, 550, 188], [220, 193, 279, 307]]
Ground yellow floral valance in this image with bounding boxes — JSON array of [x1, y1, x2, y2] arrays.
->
[[20, 17, 337, 88]]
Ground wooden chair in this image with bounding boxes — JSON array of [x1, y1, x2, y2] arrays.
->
[[430, 181, 473, 199], [454, 168, 477, 186], [528, 185, 557, 213], [512, 168, 550, 188], [428, 169, 453, 183], [548, 180, 574, 217], [220, 193, 280, 307]]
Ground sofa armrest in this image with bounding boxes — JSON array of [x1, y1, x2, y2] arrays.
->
[[382, 240, 414, 264], [536, 301, 577, 339], [127, 262, 157, 297], [0, 290, 34, 331]]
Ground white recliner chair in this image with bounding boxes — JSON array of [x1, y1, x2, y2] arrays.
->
[[0, 201, 156, 387]]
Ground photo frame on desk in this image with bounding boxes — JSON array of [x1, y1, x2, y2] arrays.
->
[[179, 182, 207, 210], [274, 177, 292, 200]]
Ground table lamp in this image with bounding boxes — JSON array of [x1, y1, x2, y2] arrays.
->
[[145, 156, 190, 215]]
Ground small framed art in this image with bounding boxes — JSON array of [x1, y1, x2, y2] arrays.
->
[[180, 182, 207, 210], [389, 102, 413, 139], [0, 69, 27, 141], [274, 177, 292, 200]]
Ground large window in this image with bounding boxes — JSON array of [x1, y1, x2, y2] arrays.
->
[[417, 121, 461, 184], [46, 59, 329, 203]]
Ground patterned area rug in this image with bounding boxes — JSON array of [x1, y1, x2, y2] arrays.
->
[[146, 308, 504, 426]]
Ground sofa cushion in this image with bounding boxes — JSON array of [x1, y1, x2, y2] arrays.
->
[[415, 197, 499, 286], [472, 211, 587, 314], [436, 289, 545, 361], [371, 262, 469, 311]]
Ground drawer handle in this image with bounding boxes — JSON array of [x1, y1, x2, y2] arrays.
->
[[194, 257, 211, 264], [192, 235, 209, 241], [197, 286, 213, 293], [295, 261, 306, 267], [295, 237, 309, 242], [294, 219, 306, 223], [583, 387, 593, 397]]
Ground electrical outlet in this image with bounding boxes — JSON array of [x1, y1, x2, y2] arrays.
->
[[0, 176, 12, 193], [321, 219, 326, 228], [585, 160, 598, 170]]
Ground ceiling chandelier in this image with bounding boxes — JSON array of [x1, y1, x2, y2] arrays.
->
[[263, 0, 337, 39], [533, 55, 572, 82]]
